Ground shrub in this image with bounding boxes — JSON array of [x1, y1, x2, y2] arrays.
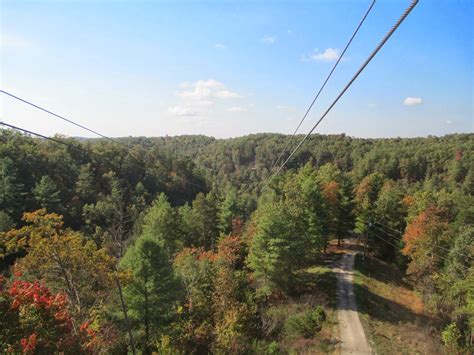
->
[[283, 306, 326, 339], [442, 323, 461, 354]]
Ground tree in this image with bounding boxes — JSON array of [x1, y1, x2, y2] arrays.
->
[[218, 187, 242, 235], [33, 175, 61, 212], [372, 180, 407, 261], [354, 173, 385, 248], [0, 157, 24, 218], [0, 276, 95, 353], [75, 164, 97, 203], [0, 210, 14, 232], [1, 209, 114, 321], [402, 205, 448, 282], [120, 234, 181, 353], [247, 201, 302, 293], [141, 193, 183, 256], [190, 193, 219, 249]]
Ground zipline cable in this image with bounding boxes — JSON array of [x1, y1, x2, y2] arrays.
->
[[264, 0, 419, 189], [0, 90, 130, 148], [268, 0, 376, 174], [0, 121, 209, 191]]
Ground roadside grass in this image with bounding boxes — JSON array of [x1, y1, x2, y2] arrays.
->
[[259, 248, 340, 354], [353, 253, 443, 354]]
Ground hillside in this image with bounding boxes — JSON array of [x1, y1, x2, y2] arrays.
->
[[0, 130, 472, 353]]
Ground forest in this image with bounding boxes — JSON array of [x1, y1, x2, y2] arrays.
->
[[0, 130, 472, 353]]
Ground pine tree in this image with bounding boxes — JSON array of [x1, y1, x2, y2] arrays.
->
[[120, 234, 181, 353], [0, 158, 24, 217], [33, 175, 61, 212], [141, 192, 182, 256]]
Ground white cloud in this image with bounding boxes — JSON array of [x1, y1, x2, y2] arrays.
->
[[167, 106, 198, 116], [168, 79, 242, 117], [305, 48, 341, 62], [445, 119, 453, 125], [214, 43, 226, 49], [276, 105, 296, 112], [368, 103, 377, 108], [0, 34, 32, 49], [403, 97, 423, 106], [214, 90, 241, 99], [261, 35, 276, 44], [227, 106, 247, 112]]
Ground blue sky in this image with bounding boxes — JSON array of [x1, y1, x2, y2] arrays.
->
[[1, 0, 472, 138]]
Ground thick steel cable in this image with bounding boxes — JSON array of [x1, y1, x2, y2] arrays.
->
[[265, 0, 419, 188], [0, 90, 129, 148], [268, 0, 376, 174], [0, 121, 209, 190], [0, 121, 93, 153]]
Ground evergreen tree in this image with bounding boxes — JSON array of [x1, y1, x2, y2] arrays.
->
[[218, 187, 242, 235], [0, 157, 24, 217], [190, 192, 219, 249], [120, 234, 181, 353], [75, 164, 96, 203], [33, 175, 61, 212], [141, 193, 182, 256]]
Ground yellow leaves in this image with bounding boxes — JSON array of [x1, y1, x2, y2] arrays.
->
[[3, 210, 115, 318], [0, 209, 65, 258]]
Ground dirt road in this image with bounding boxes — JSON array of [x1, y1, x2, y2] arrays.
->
[[335, 251, 372, 354]]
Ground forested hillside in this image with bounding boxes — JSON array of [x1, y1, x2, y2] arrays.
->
[[1, 130, 472, 353]]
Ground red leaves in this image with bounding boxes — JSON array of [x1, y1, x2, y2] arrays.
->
[[1, 276, 95, 353], [20, 333, 37, 353]]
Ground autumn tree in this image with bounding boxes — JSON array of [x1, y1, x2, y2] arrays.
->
[[402, 205, 448, 282], [0, 276, 95, 353], [0, 209, 114, 321]]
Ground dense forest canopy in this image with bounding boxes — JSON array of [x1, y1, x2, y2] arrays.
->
[[0, 130, 472, 353]]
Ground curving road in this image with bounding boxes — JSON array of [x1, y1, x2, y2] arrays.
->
[[335, 252, 372, 354]]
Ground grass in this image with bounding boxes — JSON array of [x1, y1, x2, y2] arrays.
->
[[353, 253, 443, 354], [259, 254, 340, 354]]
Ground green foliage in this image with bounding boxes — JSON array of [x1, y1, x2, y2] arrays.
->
[[120, 233, 181, 352], [442, 323, 462, 354], [33, 175, 61, 212], [0, 157, 24, 217], [189, 192, 219, 249], [141, 193, 183, 255], [0, 210, 14, 232], [0, 128, 472, 352], [283, 306, 326, 339]]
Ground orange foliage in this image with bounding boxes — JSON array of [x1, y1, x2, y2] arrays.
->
[[402, 205, 447, 257], [402, 195, 414, 208], [323, 181, 340, 207]]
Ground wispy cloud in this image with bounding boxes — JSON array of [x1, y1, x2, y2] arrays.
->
[[304, 48, 341, 62], [168, 79, 242, 118], [368, 103, 377, 108], [214, 43, 226, 49], [445, 119, 453, 125], [403, 97, 423, 106], [227, 106, 247, 113], [261, 35, 276, 44], [276, 105, 297, 112], [0, 34, 32, 49], [167, 106, 199, 117]]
